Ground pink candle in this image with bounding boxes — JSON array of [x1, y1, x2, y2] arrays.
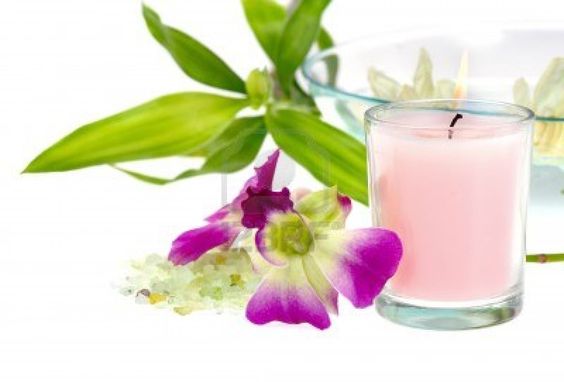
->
[[365, 100, 533, 330]]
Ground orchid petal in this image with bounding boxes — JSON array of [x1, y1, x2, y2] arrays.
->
[[205, 150, 282, 222], [295, 187, 351, 230], [204, 204, 231, 223], [233, 149, 281, 207], [246, 246, 274, 275], [168, 222, 240, 266], [232, 229, 272, 275], [302, 254, 339, 315], [254, 210, 312, 266], [255, 227, 288, 267], [241, 187, 293, 229], [290, 187, 311, 203], [246, 259, 331, 330], [312, 228, 402, 308], [250, 150, 280, 191]]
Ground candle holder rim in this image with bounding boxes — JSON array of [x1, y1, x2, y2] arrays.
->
[[364, 98, 534, 132]]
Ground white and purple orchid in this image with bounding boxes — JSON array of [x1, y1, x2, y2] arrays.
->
[[168, 150, 402, 329], [169, 151, 281, 266]]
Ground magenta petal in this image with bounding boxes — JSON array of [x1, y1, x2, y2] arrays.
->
[[240, 187, 293, 229], [170, 151, 281, 266], [249, 150, 280, 191], [337, 194, 352, 218], [228, 150, 281, 211], [204, 204, 231, 223], [245, 261, 331, 330], [314, 229, 403, 308], [168, 222, 240, 266]]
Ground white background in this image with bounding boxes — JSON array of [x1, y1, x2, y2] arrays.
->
[[1, 0, 564, 380]]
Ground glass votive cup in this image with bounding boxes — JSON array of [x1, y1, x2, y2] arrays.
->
[[365, 99, 534, 330]]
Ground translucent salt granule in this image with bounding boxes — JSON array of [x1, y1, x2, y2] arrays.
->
[[120, 250, 261, 315]]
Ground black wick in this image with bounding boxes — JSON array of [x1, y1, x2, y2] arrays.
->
[[448, 113, 463, 139]]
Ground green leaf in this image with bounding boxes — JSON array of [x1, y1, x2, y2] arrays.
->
[[317, 27, 338, 85], [241, 0, 286, 62], [112, 167, 171, 185], [316, 27, 334, 51], [24, 93, 248, 173], [289, 80, 320, 114], [276, 0, 331, 92], [241, 0, 335, 93], [115, 116, 266, 185], [265, 107, 368, 204], [245, 68, 271, 109], [143, 5, 246, 93]]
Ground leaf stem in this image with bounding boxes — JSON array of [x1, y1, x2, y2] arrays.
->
[[526, 253, 564, 263]]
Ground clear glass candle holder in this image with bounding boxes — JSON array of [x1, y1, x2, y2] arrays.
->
[[365, 99, 534, 330]]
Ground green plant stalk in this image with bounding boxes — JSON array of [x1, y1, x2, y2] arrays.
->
[[526, 253, 564, 263]]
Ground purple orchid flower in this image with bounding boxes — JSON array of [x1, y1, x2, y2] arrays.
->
[[241, 186, 402, 329], [168, 149, 402, 330], [169, 150, 281, 266]]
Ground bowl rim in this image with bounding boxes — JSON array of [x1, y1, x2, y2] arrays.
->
[[300, 24, 564, 122]]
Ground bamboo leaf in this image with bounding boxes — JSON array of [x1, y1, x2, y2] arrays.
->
[[115, 116, 267, 184], [143, 5, 246, 93], [242, 0, 336, 91], [265, 107, 368, 204], [241, 0, 286, 62], [289, 80, 320, 114], [317, 27, 338, 85], [276, 0, 331, 92], [316, 27, 334, 51], [24, 93, 248, 172]]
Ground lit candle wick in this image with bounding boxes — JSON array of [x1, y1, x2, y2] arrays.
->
[[448, 113, 463, 139]]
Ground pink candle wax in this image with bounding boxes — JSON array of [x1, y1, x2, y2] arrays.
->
[[367, 107, 532, 302]]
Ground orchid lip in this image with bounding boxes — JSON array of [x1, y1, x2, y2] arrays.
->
[[256, 211, 314, 267]]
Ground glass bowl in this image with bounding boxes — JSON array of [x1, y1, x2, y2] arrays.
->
[[301, 24, 564, 168], [301, 25, 564, 252]]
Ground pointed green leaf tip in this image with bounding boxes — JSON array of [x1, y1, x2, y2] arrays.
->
[[24, 92, 248, 173], [241, 0, 287, 63], [242, 0, 335, 96], [142, 4, 246, 93], [275, 0, 332, 92]]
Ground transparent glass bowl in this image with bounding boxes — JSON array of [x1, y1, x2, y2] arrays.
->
[[301, 24, 564, 168], [301, 24, 564, 253]]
